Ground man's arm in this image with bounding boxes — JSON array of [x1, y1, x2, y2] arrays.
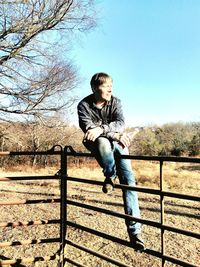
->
[[101, 98, 125, 134], [77, 101, 103, 141], [77, 101, 96, 133], [104, 98, 131, 147]]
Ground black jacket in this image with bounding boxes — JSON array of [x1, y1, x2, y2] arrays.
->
[[77, 94, 125, 140]]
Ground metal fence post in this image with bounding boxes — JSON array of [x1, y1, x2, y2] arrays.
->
[[59, 146, 67, 267], [160, 160, 165, 267]]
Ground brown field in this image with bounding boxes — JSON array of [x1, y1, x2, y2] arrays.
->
[[0, 160, 199, 267]]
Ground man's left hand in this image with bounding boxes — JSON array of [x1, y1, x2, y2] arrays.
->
[[113, 133, 131, 147], [119, 133, 131, 147]]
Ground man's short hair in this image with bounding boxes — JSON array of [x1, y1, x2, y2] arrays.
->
[[90, 72, 112, 90]]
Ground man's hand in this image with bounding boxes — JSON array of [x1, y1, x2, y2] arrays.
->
[[84, 127, 103, 142], [119, 133, 131, 147], [114, 133, 131, 148]]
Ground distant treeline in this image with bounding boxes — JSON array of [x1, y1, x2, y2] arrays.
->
[[128, 122, 200, 157], [0, 121, 199, 167]]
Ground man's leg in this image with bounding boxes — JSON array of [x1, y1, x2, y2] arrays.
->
[[92, 137, 117, 193], [114, 143, 145, 251]]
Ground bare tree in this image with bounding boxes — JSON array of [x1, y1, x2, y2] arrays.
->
[[0, 0, 96, 121]]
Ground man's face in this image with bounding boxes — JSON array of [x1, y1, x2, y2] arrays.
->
[[94, 79, 113, 102]]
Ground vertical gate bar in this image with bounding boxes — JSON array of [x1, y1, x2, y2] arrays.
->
[[59, 147, 67, 267], [160, 160, 165, 267]]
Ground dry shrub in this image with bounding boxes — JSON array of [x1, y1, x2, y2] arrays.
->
[[132, 161, 160, 187]]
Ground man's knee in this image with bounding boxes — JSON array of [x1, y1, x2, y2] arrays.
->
[[95, 137, 112, 153]]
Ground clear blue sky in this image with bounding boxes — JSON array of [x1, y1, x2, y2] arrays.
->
[[69, 0, 200, 127]]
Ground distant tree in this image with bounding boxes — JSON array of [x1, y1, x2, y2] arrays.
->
[[0, 0, 96, 121], [188, 123, 200, 156], [129, 123, 200, 157], [188, 134, 200, 156], [0, 119, 84, 166], [130, 128, 161, 156], [155, 122, 197, 156]]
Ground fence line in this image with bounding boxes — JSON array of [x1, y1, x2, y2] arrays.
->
[[0, 146, 199, 266]]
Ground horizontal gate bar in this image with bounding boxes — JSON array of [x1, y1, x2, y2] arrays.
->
[[67, 199, 160, 228], [116, 184, 200, 202], [2, 148, 199, 163], [162, 225, 199, 239], [162, 254, 197, 267], [0, 254, 60, 266], [67, 221, 197, 267], [0, 219, 59, 228], [0, 175, 59, 181], [161, 191, 200, 201], [119, 155, 200, 163], [65, 258, 85, 267], [67, 176, 200, 201], [66, 239, 130, 267], [67, 199, 200, 239], [67, 176, 160, 195], [117, 184, 200, 202], [67, 220, 162, 259], [0, 150, 61, 157], [0, 198, 60, 206], [65, 150, 200, 163]]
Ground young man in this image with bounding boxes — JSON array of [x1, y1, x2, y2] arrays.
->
[[77, 72, 145, 251]]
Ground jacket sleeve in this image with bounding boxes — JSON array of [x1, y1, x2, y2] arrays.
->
[[77, 101, 97, 133], [104, 98, 125, 139]]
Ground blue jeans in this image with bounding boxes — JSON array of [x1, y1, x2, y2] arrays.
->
[[85, 136, 141, 236]]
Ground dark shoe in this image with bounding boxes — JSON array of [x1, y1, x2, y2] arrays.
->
[[130, 234, 145, 252], [102, 177, 116, 194]]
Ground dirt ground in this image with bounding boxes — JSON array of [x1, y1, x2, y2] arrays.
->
[[0, 161, 199, 267]]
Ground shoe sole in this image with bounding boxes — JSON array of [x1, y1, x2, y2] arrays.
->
[[132, 242, 145, 252], [102, 179, 115, 194], [102, 185, 114, 194]]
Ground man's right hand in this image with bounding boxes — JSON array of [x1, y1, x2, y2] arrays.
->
[[84, 127, 103, 142]]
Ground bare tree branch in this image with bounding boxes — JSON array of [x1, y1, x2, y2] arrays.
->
[[0, 0, 97, 121]]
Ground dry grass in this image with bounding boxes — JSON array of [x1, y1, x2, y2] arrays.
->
[[0, 160, 199, 267]]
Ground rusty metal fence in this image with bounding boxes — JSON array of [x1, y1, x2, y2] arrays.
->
[[0, 145, 199, 267]]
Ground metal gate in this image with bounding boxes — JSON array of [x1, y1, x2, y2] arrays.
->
[[0, 146, 199, 266]]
